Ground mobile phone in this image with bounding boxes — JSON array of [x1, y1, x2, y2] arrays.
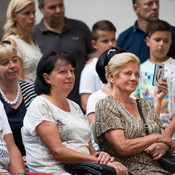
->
[[152, 63, 164, 86]]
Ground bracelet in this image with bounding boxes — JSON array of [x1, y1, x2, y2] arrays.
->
[[17, 172, 27, 175]]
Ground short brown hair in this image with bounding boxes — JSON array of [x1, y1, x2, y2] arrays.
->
[[92, 20, 116, 40], [132, 0, 139, 4], [147, 20, 172, 37]]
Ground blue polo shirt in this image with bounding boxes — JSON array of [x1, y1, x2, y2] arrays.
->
[[117, 21, 175, 63]]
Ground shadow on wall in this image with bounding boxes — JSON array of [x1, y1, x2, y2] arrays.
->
[[0, 0, 10, 40]]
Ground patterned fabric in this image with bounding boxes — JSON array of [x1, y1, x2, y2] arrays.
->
[[133, 58, 175, 142], [95, 96, 171, 175], [19, 79, 37, 108], [0, 101, 12, 173], [23, 96, 90, 174], [1, 80, 37, 155], [133, 58, 175, 129], [0, 141, 9, 173]]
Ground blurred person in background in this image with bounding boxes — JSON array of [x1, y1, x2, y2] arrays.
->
[[3, 0, 42, 82], [34, 0, 96, 106]]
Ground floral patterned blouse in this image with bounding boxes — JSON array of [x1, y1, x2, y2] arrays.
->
[[95, 96, 171, 175], [23, 96, 90, 175]]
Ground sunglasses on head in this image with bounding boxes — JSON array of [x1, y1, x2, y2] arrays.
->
[[0, 40, 11, 45]]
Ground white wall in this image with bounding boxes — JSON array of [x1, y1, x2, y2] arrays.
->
[[35, 0, 175, 38]]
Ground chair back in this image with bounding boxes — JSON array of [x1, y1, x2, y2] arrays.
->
[[90, 122, 99, 144]]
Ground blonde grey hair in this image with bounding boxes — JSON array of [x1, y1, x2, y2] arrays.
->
[[3, 0, 35, 40], [106, 52, 140, 86], [0, 43, 17, 62]]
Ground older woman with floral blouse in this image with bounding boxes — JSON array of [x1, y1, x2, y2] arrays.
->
[[95, 52, 175, 175]]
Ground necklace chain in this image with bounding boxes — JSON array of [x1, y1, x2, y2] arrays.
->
[[0, 82, 20, 105]]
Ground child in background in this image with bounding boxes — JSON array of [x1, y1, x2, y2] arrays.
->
[[133, 20, 175, 141], [79, 20, 117, 113]]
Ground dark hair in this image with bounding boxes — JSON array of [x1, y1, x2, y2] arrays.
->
[[38, 0, 44, 7], [35, 51, 76, 95], [147, 20, 172, 37], [92, 20, 116, 40], [96, 47, 126, 84], [132, 0, 139, 4]]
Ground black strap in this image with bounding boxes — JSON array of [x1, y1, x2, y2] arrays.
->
[[136, 99, 149, 135]]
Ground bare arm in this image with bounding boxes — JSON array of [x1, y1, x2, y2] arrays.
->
[[89, 139, 129, 175], [165, 116, 175, 137], [145, 129, 175, 160], [145, 142, 169, 160], [104, 128, 173, 157], [154, 78, 168, 116], [80, 93, 91, 113], [36, 121, 100, 164], [37, 121, 127, 174], [87, 112, 95, 126], [4, 134, 25, 175], [88, 140, 96, 155], [134, 79, 167, 116]]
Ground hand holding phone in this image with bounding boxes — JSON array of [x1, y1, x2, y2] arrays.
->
[[152, 63, 164, 86]]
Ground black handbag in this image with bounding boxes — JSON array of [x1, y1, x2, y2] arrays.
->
[[65, 162, 133, 175], [136, 99, 175, 173], [64, 162, 116, 175], [157, 152, 175, 173]]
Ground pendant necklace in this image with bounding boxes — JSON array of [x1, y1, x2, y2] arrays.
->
[[0, 82, 20, 105]]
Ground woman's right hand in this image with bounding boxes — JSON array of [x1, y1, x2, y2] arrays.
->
[[159, 129, 175, 153], [107, 161, 128, 175], [146, 130, 175, 159], [95, 151, 114, 165], [145, 142, 169, 160]]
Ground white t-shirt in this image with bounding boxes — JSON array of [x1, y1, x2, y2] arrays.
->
[[79, 58, 104, 94], [6, 35, 42, 82], [86, 89, 107, 116], [23, 96, 91, 175], [86, 90, 107, 151], [0, 101, 12, 173]]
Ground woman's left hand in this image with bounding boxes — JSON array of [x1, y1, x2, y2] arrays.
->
[[107, 161, 128, 175], [95, 151, 114, 164], [145, 142, 169, 160]]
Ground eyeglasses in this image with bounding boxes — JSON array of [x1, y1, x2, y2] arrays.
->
[[0, 40, 11, 45]]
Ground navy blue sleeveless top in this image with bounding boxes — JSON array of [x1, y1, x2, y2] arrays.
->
[[2, 99, 26, 156]]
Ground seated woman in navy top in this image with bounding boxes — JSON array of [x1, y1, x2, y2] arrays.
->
[[0, 41, 37, 164]]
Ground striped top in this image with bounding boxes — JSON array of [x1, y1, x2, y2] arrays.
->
[[19, 79, 37, 108], [0, 79, 37, 156]]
